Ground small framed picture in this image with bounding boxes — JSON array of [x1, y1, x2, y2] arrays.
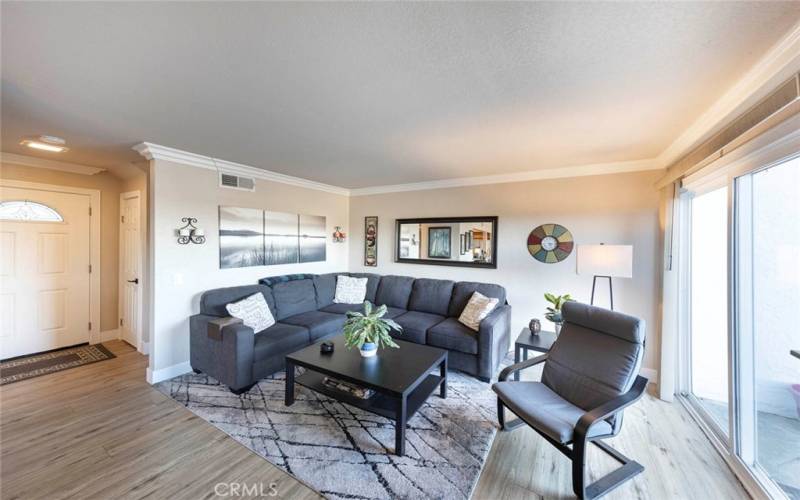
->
[[427, 226, 451, 259]]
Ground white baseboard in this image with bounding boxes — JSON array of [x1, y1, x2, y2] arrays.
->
[[140, 342, 150, 355], [641, 367, 659, 385], [99, 329, 120, 342], [147, 361, 192, 384]]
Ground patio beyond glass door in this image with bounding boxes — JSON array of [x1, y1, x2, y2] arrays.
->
[[688, 186, 730, 436], [735, 156, 800, 499]]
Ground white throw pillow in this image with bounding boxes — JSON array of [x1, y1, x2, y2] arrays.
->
[[458, 291, 500, 331], [334, 275, 368, 304], [226, 293, 275, 333]]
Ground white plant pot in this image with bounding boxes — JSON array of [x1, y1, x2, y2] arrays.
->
[[359, 342, 377, 358]]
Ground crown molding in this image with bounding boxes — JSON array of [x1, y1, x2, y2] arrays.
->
[[132, 142, 350, 196], [349, 159, 663, 196], [657, 20, 800, 168], [0, 152, 106, 175], [134, 142, 663, 196]]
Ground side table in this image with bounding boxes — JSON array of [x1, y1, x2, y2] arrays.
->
[[514, 328, 557, 381]]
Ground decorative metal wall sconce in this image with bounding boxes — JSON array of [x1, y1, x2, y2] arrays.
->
[[177, 217, 206, 244], [332, 226, 347, 243]]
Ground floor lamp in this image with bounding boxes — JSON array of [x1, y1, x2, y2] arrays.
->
[[577, 244, 633, 311]]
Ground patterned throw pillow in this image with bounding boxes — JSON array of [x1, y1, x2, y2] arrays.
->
[[334, 275, 368, 304], [226, 293, 276, 333], [458, 291, 499, 331]]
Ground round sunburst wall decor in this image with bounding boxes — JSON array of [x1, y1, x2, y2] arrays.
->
[[527, 223, 574, 263]]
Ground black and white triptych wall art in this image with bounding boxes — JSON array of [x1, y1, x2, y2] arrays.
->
[[219, 206, 326, 269]]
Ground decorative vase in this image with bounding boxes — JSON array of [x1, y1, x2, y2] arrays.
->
[[528, 318, 541, 335], [359, 342, 378, 358], [554, 322, 562, 336]]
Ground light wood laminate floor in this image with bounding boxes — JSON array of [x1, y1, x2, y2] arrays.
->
[[1, 341, 748, 499]]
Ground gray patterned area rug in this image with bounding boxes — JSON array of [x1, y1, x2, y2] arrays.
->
[[157, 369, 498, 499]]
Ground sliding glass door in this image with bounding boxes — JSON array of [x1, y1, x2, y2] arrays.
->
[[680, 151, 799, 499], [735, 155, 800, 499], [687, 186, 730, 437]]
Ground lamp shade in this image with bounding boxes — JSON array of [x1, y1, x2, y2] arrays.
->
[[577, 244, 633, 278]]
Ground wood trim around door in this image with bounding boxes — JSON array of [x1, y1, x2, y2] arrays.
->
[[0, 179, 102, 345]]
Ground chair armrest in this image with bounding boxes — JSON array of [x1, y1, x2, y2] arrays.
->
[[574, 375, 648, 441], [208, 316, 243, 340], [499, 353, 548, 381]]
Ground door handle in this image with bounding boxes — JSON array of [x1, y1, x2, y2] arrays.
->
[[127, 278, 139, 284]]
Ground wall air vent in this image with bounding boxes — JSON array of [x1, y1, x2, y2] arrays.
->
[[219, 173, 255, 191]]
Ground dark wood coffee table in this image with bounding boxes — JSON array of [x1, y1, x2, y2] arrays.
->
[[284, 335, 447, 456]]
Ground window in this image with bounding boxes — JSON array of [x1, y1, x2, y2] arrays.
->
[[0, 200, 63, 222]]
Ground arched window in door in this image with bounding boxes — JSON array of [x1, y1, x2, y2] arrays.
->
[[0, 200, 64, 222]]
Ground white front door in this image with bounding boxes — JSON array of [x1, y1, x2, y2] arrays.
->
[[0, 186, 92, 359], [119, 192, 141, 349]]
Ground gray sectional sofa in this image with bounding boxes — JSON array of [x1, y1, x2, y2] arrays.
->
[[190, 273, 511, 393]]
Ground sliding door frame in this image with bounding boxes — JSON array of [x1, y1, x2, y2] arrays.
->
[[675, 116, 800, 500]]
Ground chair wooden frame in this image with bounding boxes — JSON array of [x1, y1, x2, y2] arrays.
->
[[497, 354, 648, 499]]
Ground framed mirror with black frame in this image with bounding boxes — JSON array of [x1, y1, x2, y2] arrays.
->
[[395, 216, 498, 269]]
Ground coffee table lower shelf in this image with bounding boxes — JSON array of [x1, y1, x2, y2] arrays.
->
[[291, 370, 445, 455], [295, 371, 442, 420]]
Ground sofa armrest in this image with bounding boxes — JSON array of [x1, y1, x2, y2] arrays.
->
[[477, 304, 512, 380], [208, 316, 243, 340], [189, 314, 256, 390]]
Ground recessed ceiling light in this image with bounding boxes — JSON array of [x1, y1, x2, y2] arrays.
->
[[20, 135, 69, 153]]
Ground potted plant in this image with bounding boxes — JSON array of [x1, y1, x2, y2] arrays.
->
[[544, 293, 574, 335], [343, 301, 402, 357]]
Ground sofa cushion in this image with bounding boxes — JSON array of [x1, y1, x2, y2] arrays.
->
[[281, 311, 346, 341], [382, 307, 407, 320], [254, 323, 311, 362], [458, 291, 499, 331], [427, 318, 478, 354], [320, 303, 366, 315], [408, 278, 455, 316], [271, 279, 318, 320], [313, 273, 339, 308], [375, 275, 414, 309], [492, 381, 613, 444], [200, 285, 275, 318], [448, 281, 507, 317], [226, 292, 276, 332], [348, 273, 381, 302], [394, 311, 445, 344], [334, 275, 368, 304]]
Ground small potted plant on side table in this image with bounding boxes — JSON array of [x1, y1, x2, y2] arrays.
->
[[544, 293, 574, 335], [343, 301, 403, 357]]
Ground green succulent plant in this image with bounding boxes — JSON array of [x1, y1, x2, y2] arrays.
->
[[544, 293, 574, 323], [343, 301, 402, 350]]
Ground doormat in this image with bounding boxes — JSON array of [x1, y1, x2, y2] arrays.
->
[[1, 344, 116, 385]]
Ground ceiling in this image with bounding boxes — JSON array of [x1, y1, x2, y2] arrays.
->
[[2, 2, 799, 188]]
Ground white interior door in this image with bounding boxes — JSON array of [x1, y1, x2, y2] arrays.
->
[[120, 192, 141, 349], [0, 186, 91, 359]]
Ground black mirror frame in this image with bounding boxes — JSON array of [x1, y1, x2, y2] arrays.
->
[[395, 216, 498, 269]]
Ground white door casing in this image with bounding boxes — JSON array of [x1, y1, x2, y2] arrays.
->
[[119, 191, 143, 351], [0, 182, 100, 358]]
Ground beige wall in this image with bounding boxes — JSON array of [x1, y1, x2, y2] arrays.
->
[[349, 170, 663, 373], [0, 163, 122, 332], [148, 159, 350, 377]]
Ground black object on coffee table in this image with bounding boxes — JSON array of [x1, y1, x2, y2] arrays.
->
[[513, 328, 557, 381], [285, 335, 447, 456]]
